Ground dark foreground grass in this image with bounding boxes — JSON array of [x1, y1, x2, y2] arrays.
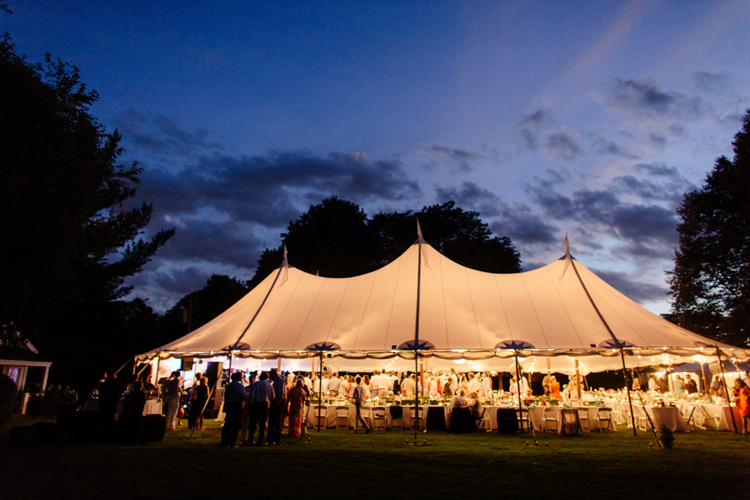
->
[[2, 415, 749, 499]]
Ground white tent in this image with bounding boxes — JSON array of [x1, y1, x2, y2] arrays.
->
[[138, 240, 749, 373]]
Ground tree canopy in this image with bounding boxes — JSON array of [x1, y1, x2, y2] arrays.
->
[[249, 197, 521, 288], [667, 109, 750, 347], [0, 36, 173, 389]]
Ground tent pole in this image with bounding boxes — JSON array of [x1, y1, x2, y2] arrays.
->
[[155, 351, 162, 387], [515, 353, 522, 416], [700, 362, 708, 394], [569, 258, 636, 435], [415, 351, 419, 443], [575, 360, 581, 400], [619, 348, 637, 436], [546, 358, 551, 396], [413, 225, 424, 444], [318, 352, 323, 432], [716, 347, 738, 433]]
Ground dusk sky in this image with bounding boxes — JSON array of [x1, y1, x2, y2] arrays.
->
[[5, 1, 750, 315]]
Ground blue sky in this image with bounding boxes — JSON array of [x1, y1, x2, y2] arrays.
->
[[5, 1, 750, 314]]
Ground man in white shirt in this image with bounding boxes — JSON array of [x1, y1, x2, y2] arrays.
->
[[467, 372, 481, 395], [352, 377, 371, 434], [374, 371, 389, 397], [448, 368, 458, 393], [328, 373, 341, 396], [402, 374, 417, 396]]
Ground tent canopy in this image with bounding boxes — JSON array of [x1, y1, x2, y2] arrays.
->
[[139, 241, 748, 371]]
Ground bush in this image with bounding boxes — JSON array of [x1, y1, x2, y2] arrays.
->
[[25, 385, 79, 415], [0, 374, 18, 430]]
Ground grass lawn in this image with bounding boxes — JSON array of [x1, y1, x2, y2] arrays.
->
[[1, 415, 749, 499]]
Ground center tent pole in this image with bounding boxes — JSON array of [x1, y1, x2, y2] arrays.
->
[[413, 221, 423, 443]]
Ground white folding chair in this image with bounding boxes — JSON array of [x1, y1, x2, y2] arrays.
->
[[596, 408, 613, 431], [577, 408, 590, 432], [335, 406, 350, 429], [372, 406, 387, 431], [543, 407, 559, 433]]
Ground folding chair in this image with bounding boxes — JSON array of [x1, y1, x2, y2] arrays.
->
[[543, 407, 559, 433], [474, 407, 489, 431], [334, 406, 350, 429], [389, 406, 405, 430], [576, 408, 591, 432], [596, 408, 613, 432], [372, 406, 387, 431]]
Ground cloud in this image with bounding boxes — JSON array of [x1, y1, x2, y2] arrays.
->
[[516, 109, 553, 128], [138, 151, 421, 229], [155, 219, 266, 269], [605, 77, 703, 121], [435, 182, 502, 217], [693, 71, 732, 93], [435, 182, 558, 246], [525, 167, 682, 258], [416, 143, 484, 172], [592, 269, 668, 303], [589, 133, 638, 158], [545, 129, 585, 162], [490, 204, 558, 245], [114, 111, 222, 158]]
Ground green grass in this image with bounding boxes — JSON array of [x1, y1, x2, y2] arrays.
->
[[1, 415, 749, 499]]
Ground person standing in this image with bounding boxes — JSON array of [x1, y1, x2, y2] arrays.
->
[[98, 372, 121, 441], [189, 377, 209, 430], [287, 379, 306, 437], [328, 372, 341, 396], [352, 377, 371, 434], [220, 372, 247, 447], [162, 371, 183, 431], [247, 371, 275, 446], [267, 369, 286, 445], [122, 380, 147, 446]]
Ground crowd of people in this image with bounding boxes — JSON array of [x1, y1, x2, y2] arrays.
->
[[92, 364, 750, 444]]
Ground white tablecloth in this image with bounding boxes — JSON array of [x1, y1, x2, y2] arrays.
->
[[639, 405, 689, 433]]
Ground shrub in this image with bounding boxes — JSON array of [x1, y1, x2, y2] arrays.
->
[[0, 374, 18, 430]]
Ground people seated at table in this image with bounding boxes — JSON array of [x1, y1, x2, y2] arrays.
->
[[468, 391, 482, 420], [648, 375, 659, 392], [448, 389, 471, 414]]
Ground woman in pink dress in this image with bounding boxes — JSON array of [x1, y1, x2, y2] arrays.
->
[[287, 379, 307, 437]]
